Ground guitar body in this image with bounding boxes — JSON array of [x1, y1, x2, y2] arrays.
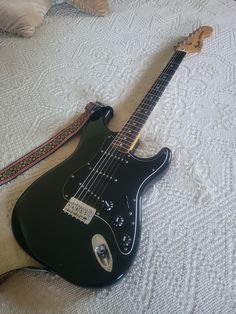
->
[[12, 106, 171, 287], [3, 26, 212, 287], [0, 214, 42, 279]]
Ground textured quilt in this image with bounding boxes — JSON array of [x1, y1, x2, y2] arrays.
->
[[0, 0, 236, 313]]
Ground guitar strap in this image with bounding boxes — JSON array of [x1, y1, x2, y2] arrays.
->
[[0, 102, 105, 187]]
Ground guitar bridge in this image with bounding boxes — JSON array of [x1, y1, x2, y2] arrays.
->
[[62, 197, 96, 224]]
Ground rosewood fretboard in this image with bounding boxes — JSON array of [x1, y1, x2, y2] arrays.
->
[[112, 50, 186, 153]]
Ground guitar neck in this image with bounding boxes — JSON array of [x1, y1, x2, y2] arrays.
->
[[112, 50, 186, 152]]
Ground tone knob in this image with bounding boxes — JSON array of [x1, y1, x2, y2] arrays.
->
[[122, 234, 132, 247], [102, 200, 114, 212], [113, 216, 124, 227]]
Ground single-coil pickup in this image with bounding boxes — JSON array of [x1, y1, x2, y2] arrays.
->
[[100, 151, 128, 163], [75, 183, 104, 200], [87, 164, 118, 182]]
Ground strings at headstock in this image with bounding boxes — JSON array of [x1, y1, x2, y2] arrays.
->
[[175, 26, 213, 54]]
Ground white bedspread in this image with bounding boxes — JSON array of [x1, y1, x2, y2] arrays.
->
[[0, 0, 236, 313]]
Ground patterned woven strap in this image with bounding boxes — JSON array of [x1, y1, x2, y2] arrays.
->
[[0, 102, 102, 186]]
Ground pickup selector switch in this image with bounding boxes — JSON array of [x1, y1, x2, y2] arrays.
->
[[113, 216, 124, 227], [102, 200, 114, 212]]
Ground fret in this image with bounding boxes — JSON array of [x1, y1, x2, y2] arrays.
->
[[111, 142, 132, 152], [129, 111, 149, 120], [119, 125, 143, 135], [112, 50, 186, 152], [158, 75, 177, 82], [145, 91, 162, 97], [129, 113, 148, 121], [114, 129, 141, 143], [113, 135, 138, 145], [115, 134, 134, 142], [124, 117, 146, 125], [124, 120, 144, 128], [113, 138, 137, 147], [113, 128, 141, 138], [136, 108, 151, 115], [131, 80, 177, 97]]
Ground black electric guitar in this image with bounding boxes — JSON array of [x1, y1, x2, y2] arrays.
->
[[11, 26, 213, 287]]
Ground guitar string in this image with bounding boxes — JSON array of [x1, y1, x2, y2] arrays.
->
[[75, 50, 185, 203], [73, 51, 185, 203], [78, 50, 186, 204], [73, 51, 182, 201], [82, 52, 186, 206], [78, 53, 186, 207], [102, 50, 186, 148]]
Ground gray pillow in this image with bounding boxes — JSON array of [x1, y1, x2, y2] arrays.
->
[[0, 0, 109, 38]]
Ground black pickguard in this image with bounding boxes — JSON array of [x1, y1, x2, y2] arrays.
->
[[12, 106, 171, 287]]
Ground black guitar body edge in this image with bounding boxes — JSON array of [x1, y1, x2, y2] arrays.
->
[[12, 105, 171, 288]]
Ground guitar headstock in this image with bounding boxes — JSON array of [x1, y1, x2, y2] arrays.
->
[[175, 26, 213, 53]]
